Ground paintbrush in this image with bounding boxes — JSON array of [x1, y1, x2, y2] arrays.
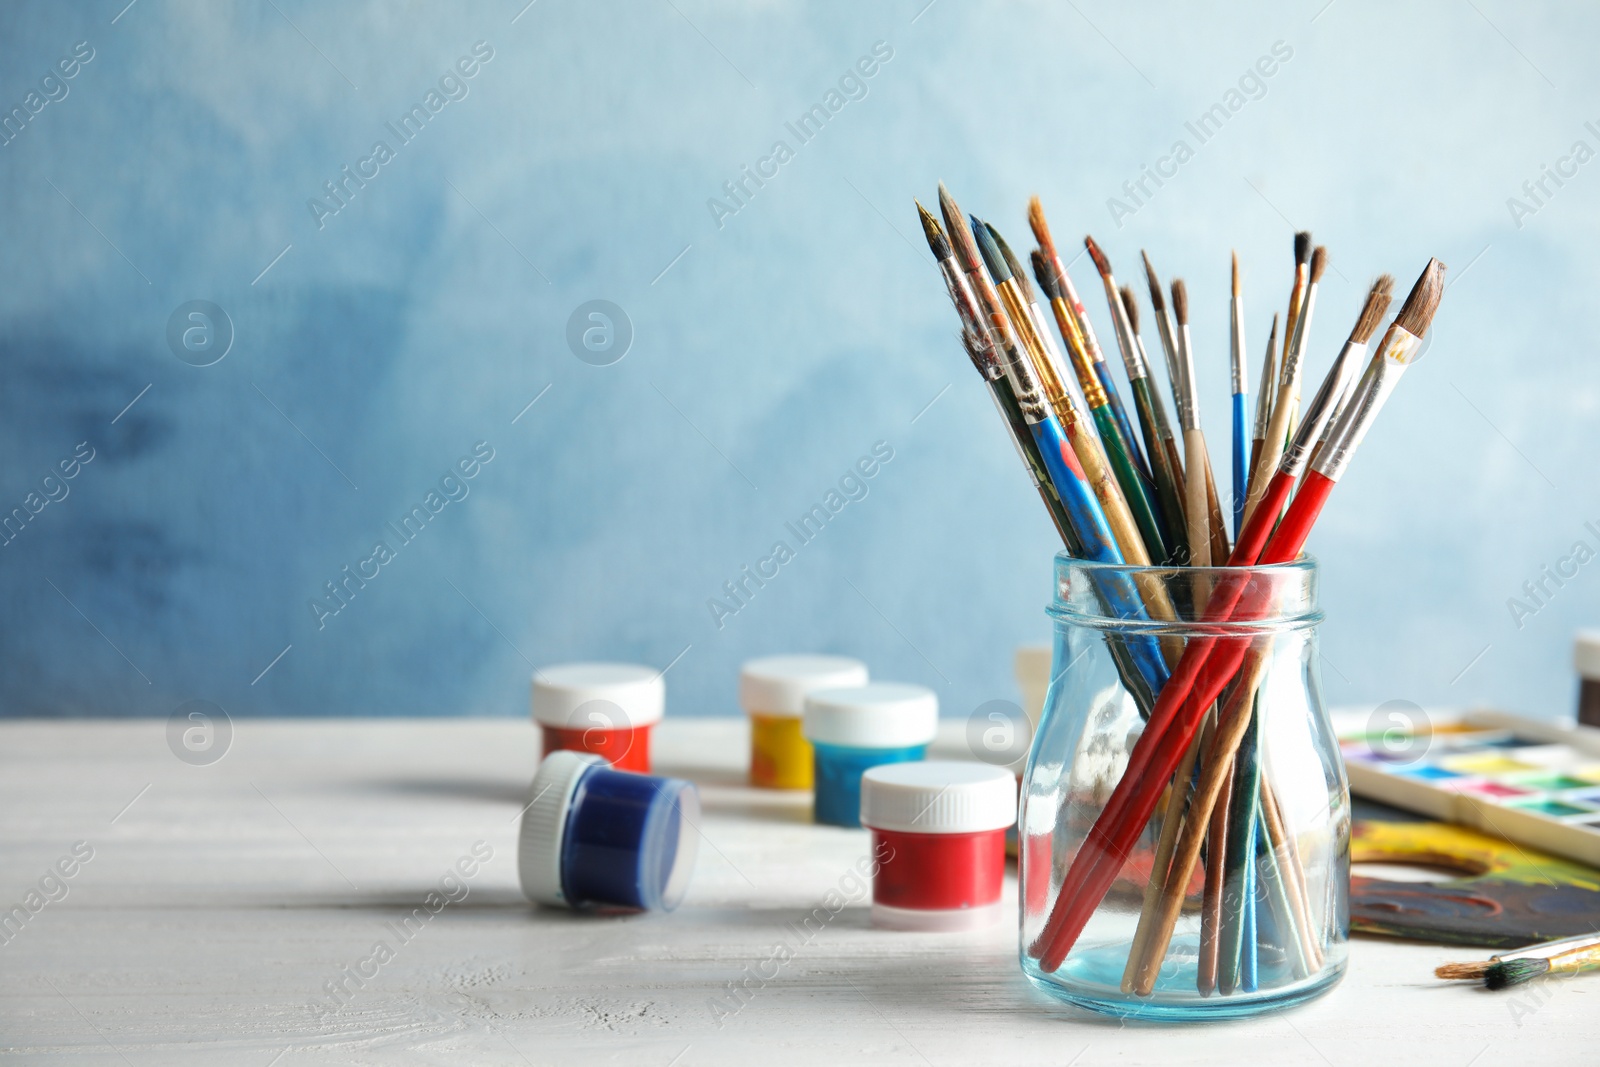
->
[[1140, 252, 1187, 432], [1029, 201, 1152, 483], [917, 201, 1079, 549], [1436, 931, 1600, 981], [1243, 246, 1327, 528], [1291, 275, 1395, 478], [1486, 942, 1600, 990], [993, 225, 1092, 422], [1081, 235, 1158, 483], [1030, 259, 1447, 973], [1230, 253, 1248, 540], [1245, 314, 1278, 507], [1119, 284, 1189, 563], [1170, 279, 1229, 568], [1309, 275, 1396, 469], [1032, 251, 1170, 565]]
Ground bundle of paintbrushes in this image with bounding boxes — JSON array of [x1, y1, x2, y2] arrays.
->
[[917, 184, 1446, 1002]]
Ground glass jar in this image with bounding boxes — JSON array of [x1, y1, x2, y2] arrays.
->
[[1020, 557, 1348, 1020]]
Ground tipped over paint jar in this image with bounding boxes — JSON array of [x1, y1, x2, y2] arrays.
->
[[533, 662, 663, 773], [740, 655, 869, 789], [517, 751, 700, 912], [803, 683, 937, 828], [860, 761, 1016, 931]]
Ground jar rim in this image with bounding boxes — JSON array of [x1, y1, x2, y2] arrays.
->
[[1049, 554, 1323, 631]]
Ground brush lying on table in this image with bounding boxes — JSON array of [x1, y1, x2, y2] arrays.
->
[[915, 185, 1448, 997], [1436, 931, 1600, 989]]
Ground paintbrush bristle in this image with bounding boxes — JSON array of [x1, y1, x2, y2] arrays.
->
[[1170, 278, 1188, 325], [937, 183, 982, 274], [1120, 284, 1140, 334], [1231, 251, 1240, 298], [1031, 249, 1060, 301], [1394, 258, 1447, 337], [916, 200, 950, 261], [1350, 274, 1395, 343], [1141, 251, 1166, 311], [1485, 957, 1550, 990], [970, 218, 1010, 283], [990, 224, 1034, 302], [1434, 960, 1491, 980], [1084, 235, 1112, 279], [1294, 231, 1312, 265], [957, 328, 987, 370], [1309, 246, 1328, 285], [1028, 197, 1059, 263]]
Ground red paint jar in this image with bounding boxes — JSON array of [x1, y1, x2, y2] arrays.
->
[[860, 761, 1018, 931], [532, 663, 664, 774]]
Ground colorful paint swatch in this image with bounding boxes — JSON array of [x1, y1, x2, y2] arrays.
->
[[1394, 764, 1464, 781], [1439, 753, 1539, 776], [1572, 766, 1600, 784], [1505, 797, 1598, 819], [1508, 773, 1593, 793], [1505, 745, 1584, 768], [1457, 780, 1531, 799]]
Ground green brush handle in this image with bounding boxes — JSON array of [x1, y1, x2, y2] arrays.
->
[[1091, 403, 1169, 566], [1129, 376, 1189, 564]]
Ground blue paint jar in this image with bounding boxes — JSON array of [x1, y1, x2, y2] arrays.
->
[[517, 750, 700, 912], [802, 683, 939, 828]]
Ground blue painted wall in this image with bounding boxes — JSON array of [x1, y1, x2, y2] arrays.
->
[[1, 1, 1596, 722]]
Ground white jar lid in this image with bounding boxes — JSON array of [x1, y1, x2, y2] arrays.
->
[[532, 662, 664, 728], [739, 655, 869, 716], [860, 760, 1017, 834], [517, 750, 603, 906], [1577, 631, 1600, 680], [802, 683, 937, 748]]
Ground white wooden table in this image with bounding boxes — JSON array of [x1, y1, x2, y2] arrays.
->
[[1, 718, 1592, 1065]]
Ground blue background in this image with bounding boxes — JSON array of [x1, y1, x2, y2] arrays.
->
[[1, 1, 1595, 722]]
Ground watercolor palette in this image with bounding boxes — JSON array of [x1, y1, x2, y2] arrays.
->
[[1338, 708, 1600, 867]]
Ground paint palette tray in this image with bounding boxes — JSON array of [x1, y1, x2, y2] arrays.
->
[[1338, 708, 1600, 867]]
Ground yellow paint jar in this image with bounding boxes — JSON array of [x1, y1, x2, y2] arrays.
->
[[739, 655, 868, 790]]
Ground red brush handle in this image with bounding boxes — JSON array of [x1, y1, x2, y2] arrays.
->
[[1030, 470, 1324, 970]]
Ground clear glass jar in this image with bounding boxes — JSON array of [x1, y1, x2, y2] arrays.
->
[[1020, 556, 1348, 1020]]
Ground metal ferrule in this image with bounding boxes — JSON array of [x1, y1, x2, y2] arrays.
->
[[1153, 306, 1183, 405], [1280, 339, 1368, 477], [1252, 334, 1276, 438], [998, 279, 1075, 426], [938, 257, 1000, 380], [1309, 326, 1421, 482], [1230, 295, 1247, 396], [1055, 269, 1106, 366], [1314, 339, 1370, 449], [1046, 297, 1106, 406], [1283, 283, 1319, 399], [1137, 336, 1177, 440], [1104, 278, 1148, 381], [1176, 324, 1199, 430], [988, 388, 1041, 484]]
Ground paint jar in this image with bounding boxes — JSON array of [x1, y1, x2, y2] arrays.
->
[[1021, 558, 1347, 1020], [532, 662, 662, 773], [740, 655, 869, 789], [803, 683, 938, 827], [517, 750, 700, 913], [1578, 631, 1600, 729], [860, 761, 1017, 931]]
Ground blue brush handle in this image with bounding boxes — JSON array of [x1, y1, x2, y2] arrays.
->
[[1231, 390, 1248, 541], [1093, 362, 1151, 483], [1029, 416, 1171, 696]]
